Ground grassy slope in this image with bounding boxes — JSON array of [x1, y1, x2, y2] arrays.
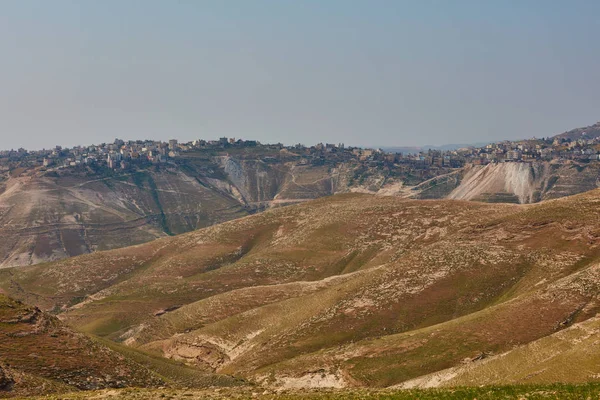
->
[[18, 383, 600, 400], [257, 260, 600, 387], [0, 294, 164, 398], [0, 293, 245, 398], [3, 191, 600, 388], [402, 314, 600, 387]]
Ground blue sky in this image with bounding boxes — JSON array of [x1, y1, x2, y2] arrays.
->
[[1, 0, 600, 149]]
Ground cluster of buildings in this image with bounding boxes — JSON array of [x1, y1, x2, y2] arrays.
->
[[296, 135, 600, 172], [2, 134, 600, 174], [456, 136, 600, 165], [0, 137, 261, 171]]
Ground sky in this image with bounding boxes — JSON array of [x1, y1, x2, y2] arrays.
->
[[1, 0, 600, 150]]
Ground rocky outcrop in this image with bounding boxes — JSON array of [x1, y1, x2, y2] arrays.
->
[[448, 162, 543, 203], [167, 340, 231, 372], [0, 294, 164, 396], [0, 364, 14, 392], [216, 156, 288, 206], [414, 161, 600, 204]]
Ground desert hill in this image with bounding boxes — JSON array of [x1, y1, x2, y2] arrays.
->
[[553, 121, 600, 140], [401, 314, 600, 388], [2, 189, 600, 389], [0, 168, 247, 269], [0, 150, 404, 269], [5, 119, 600, 271], [0, 294, 166, 398], [412, 161, 600, 203], [3, 147, 600, 271]]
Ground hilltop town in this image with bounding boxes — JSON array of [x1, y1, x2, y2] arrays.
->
[[3, 122, 600, 179]]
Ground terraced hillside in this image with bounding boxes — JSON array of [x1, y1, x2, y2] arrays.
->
[[2, 190, 600, 389]]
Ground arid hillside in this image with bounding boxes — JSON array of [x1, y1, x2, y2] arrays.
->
[[400, 314, 600, 389], [553, 121, 600, 140], [0, 294, 167, 398], [0, 167, 248, 269], [3, 190, 600, 389], [412, 161, 600, 203], [0, 150, 409, 269], [3, 148, 600, 271]]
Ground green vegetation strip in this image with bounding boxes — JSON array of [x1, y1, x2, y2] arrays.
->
[[20, 383, 600, 399], [133, 171, 173, 235]]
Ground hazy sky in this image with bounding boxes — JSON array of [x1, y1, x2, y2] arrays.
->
[[1, 0, 600, 150]]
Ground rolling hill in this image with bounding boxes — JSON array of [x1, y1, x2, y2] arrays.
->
[[0, 294, 166, 398], [3, 147, 600, 272], [2, 188, 600, 391], [5, 119, 600, 271], [0, 149, 404, 269], [553, 121, 600, 140], [400, 314, 600, 388]]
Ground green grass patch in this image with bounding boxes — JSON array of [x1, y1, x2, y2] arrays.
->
[[21, 382, 600, 399]]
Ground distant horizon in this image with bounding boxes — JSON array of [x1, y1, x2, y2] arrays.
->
[[1, 118, 597, 152], [3, 117, 595, 151], [3, 116, 594, 152]]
